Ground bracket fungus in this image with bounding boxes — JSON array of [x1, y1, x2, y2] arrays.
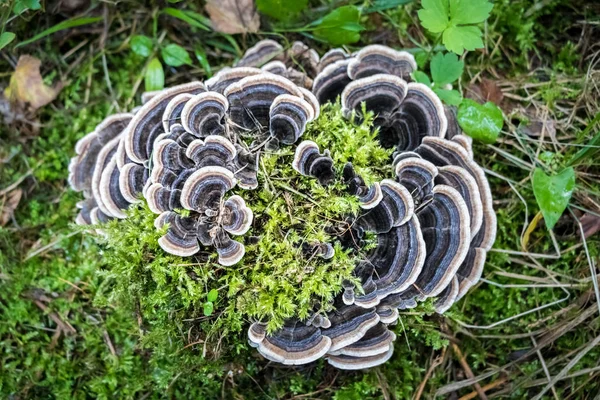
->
[[69, 41, 496, 371]]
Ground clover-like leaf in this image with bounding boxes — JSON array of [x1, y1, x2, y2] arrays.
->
[[145, 57, 164, 91], [431, 52, 464, 86], [532, 167, 576, 230], [131, 35, 153, 57], [257, 0, 308, 20], [161, 44, 192, 67], [203, 301, 214, 316], [457, 98, 503, 143], [312, 5, 364, 46]]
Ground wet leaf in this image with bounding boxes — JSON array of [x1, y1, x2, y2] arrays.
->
[[257, 0, 307, 20], [457, 98, 503, 143], [130, 35, 153, 57], [0, 32, 16, 50], [145, 58, 164, 91], [161, 44, 192, 67], [1, 189, 22, 226], [203, 301, 214, 316], [4, 55, 64, 112], [207, 289, 218, 303], [205, 0, 260, 34], [312, 6, 364, 46], [532, 167, 576, 230]]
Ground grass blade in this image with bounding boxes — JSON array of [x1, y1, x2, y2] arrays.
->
[[16, 17, 103, 48]]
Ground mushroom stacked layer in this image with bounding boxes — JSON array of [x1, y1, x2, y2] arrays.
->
[[69, 41, 496, 370]]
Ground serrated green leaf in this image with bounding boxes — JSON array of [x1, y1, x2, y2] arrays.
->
[[457, 99, 503, 143], [203, 301, 214, 316], [448, 0, 493, 25], [532, 167, 575, 230], [257, 0, 308, 20], [312, 6, 364, 46], [430, 52, 463, 86], [207, 289, 218, 303], [412, 71, 431, 86], [417, 0, 449, 33], [130, 35, 153, 57], [443, 25, 484, 54], [145, 58, 164, 91], [434, 88, 463, 106], [0, 32, 16, 50], [161, 44, 192, 67]]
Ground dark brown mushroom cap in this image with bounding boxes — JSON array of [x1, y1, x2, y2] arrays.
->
[[225, 73, 304, 132], [312, 58, 353, 104], [347, 45, 416, 81], [358, 182, 383, 209], [288, 41, 320, 78], [249, 319, 332, 365], [353, 274, 378, 308], [269, 94, 315, 145], [156, 211, 200, 257], [222, 195, 253, 236], [233, 144, 259, 190], [90, 136, 122, 217], [162, 93, 194, 133], [146, 183, 182, 214], [356, 179, 414, 234], [124, 82, 206, 164], [433, 276, 459, 313], [455, 247, 486, 301], [119, 163, 148, 204], [292, 140, 336, 186], [185, 136, 237, 169], [327, 342, 394, 370], [394, 156, 438, 205], [235, 39, 284, 68], [205, 67, 263, 94], [341, 74, 407, 120], [75, 198, 97, 225], [321, 304, 380, 352], [328, 322, 396, 358], [180, 166, 236, 213], [414, 185, 471, 297], [213, 227, 245, 266], [152, 138, 194, 172], [181, 92, 228, 138], [317, 48, 349, 73], [157, 123, 196, 148], [98, 158, 131, 219], [415, 136, 496, 251]]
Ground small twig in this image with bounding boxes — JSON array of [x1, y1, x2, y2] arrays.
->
[[451, 342, 488, 400]]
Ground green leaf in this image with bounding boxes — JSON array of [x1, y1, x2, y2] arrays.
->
[[130, 35, 153, 57], [195, 47, 212, 78], [412, 71, 431, 86], [417, 0, 449, 33], [162, 8, 211, 31], [448, 0, 493, 25], [365, 0, 413, 13], [443, 25, 484, 54], [457, 99, 503, 143], [0, 32, 16, 51], [312, 6, 364, 46], [532, 167, 576, 230], [203, 301, 214, 316], [257, 0, 308, 20], [15, 17, 102, 48], [207, 289, 218, 303], [13, 0, 41, 14], [434, 88, 463, 106], [145, 58, 164, 91], [161, 44, 192, 67], [430, 52, 463, 86]]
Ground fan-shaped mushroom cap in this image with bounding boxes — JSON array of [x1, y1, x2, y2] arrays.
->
[[444, 105, 461, 140], [261, 60, 287, 76], [322, 304, 380, 352], [455, 247, 486, 301], [285, 67, 314, 90], [414, 185, 471, 297], [236, 39, 284, 68], [297, 87, 320, 120], [341, 74, 408, 120], [395, 157, 438, 205], [434, 276, 459, 313], [124, 82, 206, 164], [157, 212, 200, 257], [152, 138, 194, 171], [416, 137, 496, 251], [353, 275, 379, 308], [356, 179, 414, 234], [250, 319, 332, 365], [222, 195, 253, 236], [90, 136, 121, 217], [185, 135, 237, 168], [90, 207, 112, 226], [327, 343, 394, 370], [119, 163, 148, 203], [180, 166, 236, 212], [452, 134, 473, 158], [75, 198, 96, 225], [180, 92, 228, 138], [225, 73, 303, 131], [233, 145, 259, 190], [329, 322, 396, 358], [205, 67, 263, 94], [98, 158, 129, 219], [292, 141, 335, 185], [397, 83, 447, 140], [436, 165, 483, 238], [269, 94, 315, 145], [312, 58, 353, 104], [358, 182, 383, 209], [317, 48, 349, 73], [146, 183, 181, 214], [213, 227, 245, 266], [288, 41, 320, 77], [342, 162, 367, 196], [248, 322, 267, 345], [347, 45, 417, 81], [376, 306, 399, 325], [162, 93, 193, 133]]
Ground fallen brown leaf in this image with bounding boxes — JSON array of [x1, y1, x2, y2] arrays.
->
[[4, 55, 64, 112], [466, 78, 504, 104], [205, 0, 260, 34], [1, 188, 22, 226], [580, 212, 600, 240]]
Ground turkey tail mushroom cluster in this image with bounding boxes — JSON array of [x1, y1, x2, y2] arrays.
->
[[69, 41, 496, 371]]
